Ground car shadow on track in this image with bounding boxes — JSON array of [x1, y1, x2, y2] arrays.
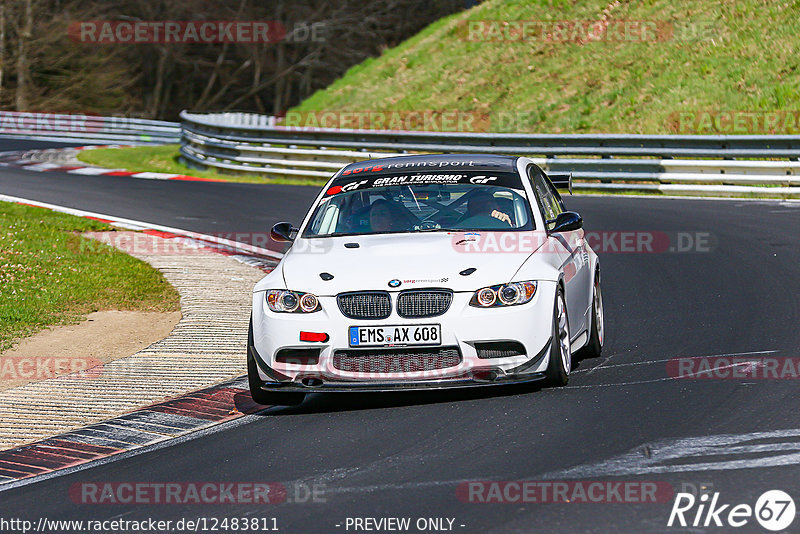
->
[[261, 382, 546, 416], [253, 354, 602, 416]]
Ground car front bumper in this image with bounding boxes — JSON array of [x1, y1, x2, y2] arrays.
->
[[250, 281, 557, 392]]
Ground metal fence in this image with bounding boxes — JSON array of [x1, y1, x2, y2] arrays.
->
[[0, 111, 180, 145], [180, 110, 800, 197]]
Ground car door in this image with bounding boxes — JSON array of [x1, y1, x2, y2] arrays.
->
[[527, 166, 589, 338]]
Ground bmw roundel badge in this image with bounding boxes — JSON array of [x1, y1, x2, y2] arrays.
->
[[388, 279, 401, 288]]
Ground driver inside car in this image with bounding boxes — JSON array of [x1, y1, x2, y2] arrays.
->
[[368, 199, 409, 232], [464, 191, 512, 226]]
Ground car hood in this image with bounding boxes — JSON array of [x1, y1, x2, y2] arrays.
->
[[273, 232, 543, 295]]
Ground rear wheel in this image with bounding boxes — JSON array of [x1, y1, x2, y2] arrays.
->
[[578, 270, 603, 359], [543, 287, 571, 387], [247, 318, 306, 406]]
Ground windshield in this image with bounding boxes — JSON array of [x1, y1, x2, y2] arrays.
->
[[302, 173, 534, 238]]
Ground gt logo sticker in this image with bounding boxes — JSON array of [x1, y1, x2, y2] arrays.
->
[[342, 179, 368, 192], [328, 180, 367, 195], [469, 175, 497, 184]]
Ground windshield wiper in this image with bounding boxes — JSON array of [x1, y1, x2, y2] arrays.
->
[[315, 231, 358, 238], [413, 227, 462, 233]]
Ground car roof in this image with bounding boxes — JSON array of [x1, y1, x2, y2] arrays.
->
[[337, 154, 519, 178]]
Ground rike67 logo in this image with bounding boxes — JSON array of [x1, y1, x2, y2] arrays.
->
[[668, 490, 795, 531]]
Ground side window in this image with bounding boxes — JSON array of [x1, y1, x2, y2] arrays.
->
[[527, 166, 563, 229]]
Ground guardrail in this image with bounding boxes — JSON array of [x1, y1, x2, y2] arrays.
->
[[0, 111, 180, 145], [180, 111, 800, 197]]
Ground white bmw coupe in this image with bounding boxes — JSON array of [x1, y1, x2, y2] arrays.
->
[[248, 154, 603, 405]]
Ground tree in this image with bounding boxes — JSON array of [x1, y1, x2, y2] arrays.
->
[[0, 0, 469, 118]]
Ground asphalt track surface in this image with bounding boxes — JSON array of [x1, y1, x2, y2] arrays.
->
[[1, 138, 800, 533]]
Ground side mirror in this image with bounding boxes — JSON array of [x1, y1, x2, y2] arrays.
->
[[270, 222, 297, 242], [549, 211, 582, 233]]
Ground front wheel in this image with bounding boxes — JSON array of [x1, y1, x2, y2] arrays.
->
[[578, 270, 603, 359], [247, 318, 306, 406], [543, 287, 571, 387]]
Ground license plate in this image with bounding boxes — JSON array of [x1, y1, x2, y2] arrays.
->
[[348, 324, 441, 347]]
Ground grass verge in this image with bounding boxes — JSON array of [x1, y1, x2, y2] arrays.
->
[[0, 202, 180, 352]]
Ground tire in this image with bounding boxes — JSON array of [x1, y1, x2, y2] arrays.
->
[[543, 286, 571, 387], [578, 270, 604, 359], [247, 317, 306, 406]]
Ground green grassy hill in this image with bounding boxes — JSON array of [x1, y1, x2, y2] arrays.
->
[[291, 0, 800, 134]]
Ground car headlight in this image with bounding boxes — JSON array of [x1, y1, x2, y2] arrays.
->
[[469, 281, 537, 308], [266, 290, 322, 313]]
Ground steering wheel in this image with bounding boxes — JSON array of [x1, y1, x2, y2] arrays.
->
[[454, 214, 512, 230]]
